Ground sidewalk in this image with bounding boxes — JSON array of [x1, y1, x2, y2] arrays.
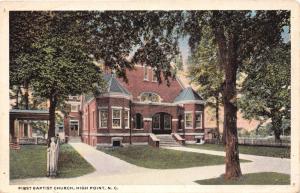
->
[[10, 143, 290, 185], [164, 146, 290, 175]]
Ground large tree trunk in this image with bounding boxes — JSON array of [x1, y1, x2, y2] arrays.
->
[[15, 85, 20, 109], [223, 35, 242, 180], [272, 112, 282, 143], [212, 17, 242, 179], [222, 120, 226, 145], [48, 95, 57, 145], [215, 95, 220, 144], [24, 80, 29, 109]]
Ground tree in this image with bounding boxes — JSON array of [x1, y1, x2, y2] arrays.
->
[[15, 34, 104, 139], [239, 42, 290, 142], [10, 11, 183, 140], [187, 26, 224, 143], [80, 11, 182, 84], [10, 12, 106, 140], [184, 11, 289, 179]]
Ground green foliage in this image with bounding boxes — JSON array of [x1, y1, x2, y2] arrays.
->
[[31, 121, 48, 135], [57, 144, 95, 178], [188, 26, 224, 103], [187, 25, 224, 131], [173, 53, 183, 71], [239, 42, 291, 139]]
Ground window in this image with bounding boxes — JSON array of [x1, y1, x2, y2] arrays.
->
[[112, 109, 122, 128], [124, 109, 130, 129], [144, 66, 149, 80], [164, 114, 171, 130], [99, 109, 108, 128], [152, 70, 158, 82], [71, 105, 78, 112], [153, 114, 160, 130], [195, 112, 202, 128], [185, 112, 193, 128], [140, 92, 161, 102], [134, 113, 143, 129]]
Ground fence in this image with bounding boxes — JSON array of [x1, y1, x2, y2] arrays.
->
[[19, 137, 47, 145], [238, 136, 290, 147], [47, 137, 60, 177]]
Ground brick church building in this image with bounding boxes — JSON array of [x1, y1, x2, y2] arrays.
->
[[64, 65, 207, 147]]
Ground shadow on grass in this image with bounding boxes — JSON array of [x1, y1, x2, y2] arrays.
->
[[10, 144, 95, 179], [187, 144, 290, 158], [195, 172, 290, 185], [100, 145, 250, 169]]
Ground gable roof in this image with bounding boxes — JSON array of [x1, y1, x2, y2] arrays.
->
[[103, 74, 131, 96], [174, 87, 204, 104]]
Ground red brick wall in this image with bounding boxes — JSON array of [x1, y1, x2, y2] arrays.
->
[[131, 103, 184, 133], [117, 66, 183, 102], [96, 135, 149, 145]]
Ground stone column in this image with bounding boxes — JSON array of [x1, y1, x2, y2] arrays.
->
[[172, 118, 178, 133], [143, 118, 152, 133]]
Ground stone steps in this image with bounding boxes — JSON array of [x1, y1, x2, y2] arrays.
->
[[10, 143, 20, 150], [68, 136, 82, 143], [156, 134, 181, 147]]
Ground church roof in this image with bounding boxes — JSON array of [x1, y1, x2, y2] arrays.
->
[[103, 74, 131, 96], [174, 87, 204, 104]]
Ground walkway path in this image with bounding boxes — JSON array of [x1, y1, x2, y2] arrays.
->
[[10, 143, 290, 185]]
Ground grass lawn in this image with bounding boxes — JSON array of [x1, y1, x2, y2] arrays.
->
[[187, 144, 290, 158], [195, 172, 290, 185], [57, 144, 95, 178], [10, 144, 94, 179], [10, 145, 47, 179], [100, 145, 250, 169]]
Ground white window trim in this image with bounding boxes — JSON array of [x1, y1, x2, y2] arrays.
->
[[152, 69, 158, 82], [111, 106, 123, 109], [184, 112, 193, 129], [140, 92, 161, 103], [195, 111, 203, 129], [124, 109, 130, 129], [112, 108, 122, 129], [164, 114, 171, 130], [99, 109, 108, 129], [143, 66, 149, 81]]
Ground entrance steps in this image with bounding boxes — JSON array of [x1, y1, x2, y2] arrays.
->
[[10, 142, 20, 150], [68, 136, 82, 143], [156, 134, 181, 147]]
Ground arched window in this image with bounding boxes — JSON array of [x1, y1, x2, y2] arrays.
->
[[133, 113, 143, 129], [140, 92, 161, 102]]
